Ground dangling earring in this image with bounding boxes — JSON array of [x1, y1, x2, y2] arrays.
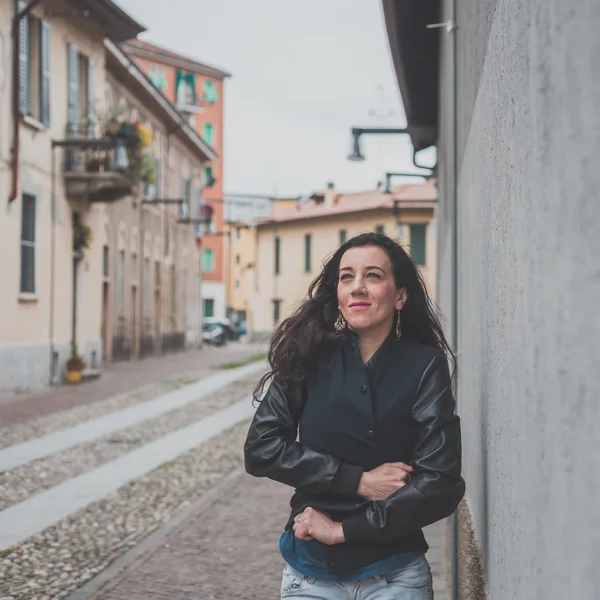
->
[[334, 311, 346, 332], [395, 310, 402, 338]]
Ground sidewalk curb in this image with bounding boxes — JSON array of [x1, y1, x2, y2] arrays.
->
[[65, 467, 246, 600]]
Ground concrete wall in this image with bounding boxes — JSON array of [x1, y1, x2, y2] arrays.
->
[[436, 0, 600, 598]]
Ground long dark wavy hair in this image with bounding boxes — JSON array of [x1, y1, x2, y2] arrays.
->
[[254, 232, 454, 399]]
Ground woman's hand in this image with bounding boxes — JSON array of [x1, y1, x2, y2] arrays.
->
[[357, 462, 414, 501], [293, 507, 345, 545]]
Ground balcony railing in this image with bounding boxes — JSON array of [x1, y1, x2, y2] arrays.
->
[[61, 121, 138, 203]]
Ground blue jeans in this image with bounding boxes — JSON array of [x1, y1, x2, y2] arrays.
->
[[281, 554, 434, 599]]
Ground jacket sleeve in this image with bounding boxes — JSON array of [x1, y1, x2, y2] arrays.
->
[[342, 354, 465, 544], [244, 378, 363, 496]]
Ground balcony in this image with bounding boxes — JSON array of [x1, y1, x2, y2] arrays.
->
[[60, 121, 137, 203]]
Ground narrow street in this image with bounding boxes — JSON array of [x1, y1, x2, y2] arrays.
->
[[0, 344, 450, 599]]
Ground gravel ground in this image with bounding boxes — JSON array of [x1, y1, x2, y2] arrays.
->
[[0, 420, 252, 600], [0, 374, 260, 511]]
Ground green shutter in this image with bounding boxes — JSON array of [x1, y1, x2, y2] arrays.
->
[[409, 224, 427, 266], [203, 249, 214, 272], [375, 224, 385, 234], [274, 237, 280, 275], [40, 20, 50, 125], [204, 123, 214, 146], [18, 5, 29, 115], [305, 234, 311, 272], [203, 298, 215, 318], [273, 299, 281, 323], [339, 229, 347, 245], [204, 80, 218, 103]]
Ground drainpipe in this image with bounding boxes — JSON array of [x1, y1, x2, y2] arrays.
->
[[49, 145, 57, 384], [428, 6, 459, 598], [9, 0, 44, 203], [448, 2, 459, 598]]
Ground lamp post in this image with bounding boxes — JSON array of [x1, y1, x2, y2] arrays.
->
[[347, 126, 437, 170]]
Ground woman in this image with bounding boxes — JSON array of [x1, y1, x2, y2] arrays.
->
[[244, 233, 465, 599]]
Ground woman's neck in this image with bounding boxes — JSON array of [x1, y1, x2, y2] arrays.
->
[[356, 321, 393, 364]]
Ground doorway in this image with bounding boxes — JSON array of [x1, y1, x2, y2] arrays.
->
[[101, 282, 110, 361]]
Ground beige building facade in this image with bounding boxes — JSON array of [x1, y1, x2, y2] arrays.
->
[[251, 182, 437, 338], [0, 1, 214, 394]]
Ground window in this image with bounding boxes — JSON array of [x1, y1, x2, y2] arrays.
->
[[203, 298, 215, 318], [409, 224, 427, 266], [170, 265, 177, 314], [273, 299, 282, 324], [131, 253, 138, 283], [19, 12, 50, 125], [203, 80, 218, 104], [102, 245, 109, 277], [236, 227, 241, 240], [118, 251, 125, 313], [78, 52, 89, 121], [339, 229, 347, 246], [204, 123, 215, 146], [204, 165, 214, 186], [304, 234, 312, 273], [235, 279, 240, 290], [175, 70, 196, 106], [183, 270, 188, 320], [144, 259, 150, 313], [155, 261, 161, 286], [180, 178, 191, 220], [236, 254, 240, 265], [274, 237, 280, 275], [375, 225, 385, 235], [203, 249, 214, 272], [20, 193, 36, 293], [149, 64, 167, 92]]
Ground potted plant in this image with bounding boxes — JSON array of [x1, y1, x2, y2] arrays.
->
[[65, 343, 86, 384], [73, 221, 93, 252]]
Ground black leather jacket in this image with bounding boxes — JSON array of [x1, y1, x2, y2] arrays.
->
[[244, 335, 465, 574]]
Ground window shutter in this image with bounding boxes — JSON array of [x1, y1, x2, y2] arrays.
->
[[409, 224, 427, 266], [18, 4, 29, 115], [40, 20, 50, 126], [67, 43, 79, 128], [87, 59, 95, 132]]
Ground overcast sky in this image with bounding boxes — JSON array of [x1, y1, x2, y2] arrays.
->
[[118, 0, 425, 197]]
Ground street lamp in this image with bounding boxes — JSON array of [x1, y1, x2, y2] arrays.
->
[[346, 126, 437, 167], [383, 171, 432, 194]]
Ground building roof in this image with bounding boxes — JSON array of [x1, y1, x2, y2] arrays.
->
[[122, 39, 231, 80], [104, 40, 218, 163], [69, 0, 146, 41], [256, 181, 437, 226], [381, 0, 440, 151]]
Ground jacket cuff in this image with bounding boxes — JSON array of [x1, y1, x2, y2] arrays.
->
[[341, 512, 371, 544], [330, 462, 363, 496]]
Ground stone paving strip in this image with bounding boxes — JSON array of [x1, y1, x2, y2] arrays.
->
[[0, 361, 265, 472], [0, 374, 259, 512], [0, 394, 257, 551], [0, 420, 251, 600], [0, 356, 265, 451]]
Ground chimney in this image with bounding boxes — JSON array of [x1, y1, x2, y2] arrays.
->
[[324, 182, 336, 208]]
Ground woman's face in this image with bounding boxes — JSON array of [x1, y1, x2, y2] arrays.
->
[[337, 245, 407, 336]]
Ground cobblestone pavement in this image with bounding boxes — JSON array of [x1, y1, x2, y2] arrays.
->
[[0, 342, 266, 427], [83, 475, 450, 600]]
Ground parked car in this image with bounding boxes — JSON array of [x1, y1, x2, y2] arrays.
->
[[202, 321, 227, 346], [205, 317, 240, 341]]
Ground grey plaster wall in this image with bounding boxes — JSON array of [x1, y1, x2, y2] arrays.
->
[[437, 0, 600, 598]]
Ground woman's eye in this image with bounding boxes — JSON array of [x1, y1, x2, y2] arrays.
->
[[340, 274, 352, 281], [366, 272, 381, 279]]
